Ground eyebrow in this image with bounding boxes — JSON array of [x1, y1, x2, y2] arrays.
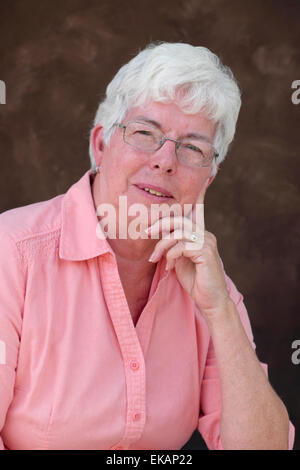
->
[[133, 115, 213, 143]]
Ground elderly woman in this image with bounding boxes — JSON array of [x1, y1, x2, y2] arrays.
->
[[0, 42, 295, 450]]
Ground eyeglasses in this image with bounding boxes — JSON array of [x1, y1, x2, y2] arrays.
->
[[114, 120, 218, 168]]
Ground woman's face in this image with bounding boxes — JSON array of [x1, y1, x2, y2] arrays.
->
[[92, 100, 217, 227]]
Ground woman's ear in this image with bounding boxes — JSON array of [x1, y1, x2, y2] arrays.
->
[[91, 125, 104, 168], [207, 164, 220, 186]]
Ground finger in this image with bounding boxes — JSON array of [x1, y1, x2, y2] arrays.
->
[[145, 215, 194, 239], [165, 241, 185, 270], [165, 240, 205, 270], [148, 234, 180, 262], [149, 226, 205, 264], [149, 227, 192, 262]]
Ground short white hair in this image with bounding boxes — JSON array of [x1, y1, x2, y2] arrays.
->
[[89, 41, 241, 178]]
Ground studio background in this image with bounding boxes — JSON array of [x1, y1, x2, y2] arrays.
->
[[0, 0, 299, 450]]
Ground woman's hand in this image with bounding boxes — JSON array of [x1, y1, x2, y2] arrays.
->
[[145, 179, 231, 317]]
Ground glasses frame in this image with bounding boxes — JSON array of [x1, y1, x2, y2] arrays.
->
[[114, 121, 219, 168]]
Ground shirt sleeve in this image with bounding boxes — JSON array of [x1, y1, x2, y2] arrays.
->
[[0, 226, 25, 450], [197, 271, 295, 450]]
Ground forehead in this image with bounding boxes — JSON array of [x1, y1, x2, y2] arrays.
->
[[124, 100, 216, 140]]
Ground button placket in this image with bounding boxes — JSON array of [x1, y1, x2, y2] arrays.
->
[[133, 412, 141, 421], [130, 360, 140, 371], [100, 256, 146, 448]]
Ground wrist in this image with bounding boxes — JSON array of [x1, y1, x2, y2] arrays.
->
[[201, 296, 237, 332]]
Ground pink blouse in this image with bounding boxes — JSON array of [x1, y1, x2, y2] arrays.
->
[[0, 169, 295, 450]]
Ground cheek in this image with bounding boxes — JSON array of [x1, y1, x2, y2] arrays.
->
[[181, 174, 200, 195], [180, 172, 209, 202], [103, 153, 142, 194], [108, 146, 145, 174]]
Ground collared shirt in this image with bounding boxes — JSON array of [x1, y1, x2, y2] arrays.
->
[[0, 169, 295, 450]]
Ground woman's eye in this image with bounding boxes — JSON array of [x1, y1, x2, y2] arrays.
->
[[136, 130, 153, 136], [185, 144, 201, 152]]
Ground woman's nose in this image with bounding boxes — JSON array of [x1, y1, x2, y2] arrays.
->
[[149, 139, 178, 174]]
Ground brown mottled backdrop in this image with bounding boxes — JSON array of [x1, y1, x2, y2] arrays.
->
[[0, 0, 299, 450]]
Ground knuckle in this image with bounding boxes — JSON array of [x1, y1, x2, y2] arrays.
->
[[206, 231, 217, 243]]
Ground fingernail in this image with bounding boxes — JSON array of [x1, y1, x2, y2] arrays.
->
[[149, 251, 159, 262]]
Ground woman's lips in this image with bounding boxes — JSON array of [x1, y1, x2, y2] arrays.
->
[[134, 185, 174, 202]]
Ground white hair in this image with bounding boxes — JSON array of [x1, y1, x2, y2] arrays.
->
[[89, 41, 241, 178]]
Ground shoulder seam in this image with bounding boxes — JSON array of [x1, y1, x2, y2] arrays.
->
[[15, 228, 61, 264], [4, 231, 27, 285], [12, 225, 61, 244]]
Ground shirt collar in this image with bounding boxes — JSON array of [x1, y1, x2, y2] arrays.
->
[[59, 169, 114, 261], [58, 169, 170, 283]]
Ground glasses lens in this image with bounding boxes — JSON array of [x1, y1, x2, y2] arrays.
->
[[124, 122, 161, 151], [177, 141, 215, 167], [122, 122, 216, 167]]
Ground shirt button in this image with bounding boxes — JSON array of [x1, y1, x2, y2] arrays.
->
[[133, 412, 141, 421], [130, 360, 139, 371]]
